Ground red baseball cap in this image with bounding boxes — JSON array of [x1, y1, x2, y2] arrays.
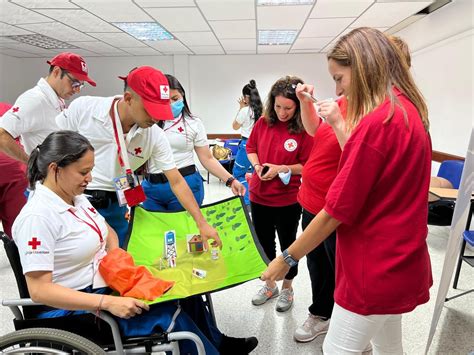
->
[[119, 66, 173, 121], [47, 52, 96, 87]]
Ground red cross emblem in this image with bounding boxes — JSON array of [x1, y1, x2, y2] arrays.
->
[[88, 207, 96, 214], [163, 86, 168, 93], [12, 107, 19, 113], [288, 142, 294, 148], [28, 237, 41, 250], [178, 126, 184, 133], [134, 147, 142, 155]]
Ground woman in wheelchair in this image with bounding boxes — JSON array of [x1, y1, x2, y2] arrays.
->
[[12, 130, 258, 355]]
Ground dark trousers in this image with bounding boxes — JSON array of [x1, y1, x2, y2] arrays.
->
[[302, 208, 336, 319], [250, 201, 302, 280]]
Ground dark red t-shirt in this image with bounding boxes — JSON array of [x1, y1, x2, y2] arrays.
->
[[298, 98, 347, 215], [246, 117, 313, 207], [0, 103, 26, 184], [325, 89, 433, 315]]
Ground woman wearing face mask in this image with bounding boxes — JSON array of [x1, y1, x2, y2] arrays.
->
[[142, 74, 245, 212], [246, 76, 313, 312], [231, 80, 263, 205], [262, 28, 432, 354]]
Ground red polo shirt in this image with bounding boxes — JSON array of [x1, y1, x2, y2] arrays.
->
[[325, 89, 433, 315], [246, 117, 313, 207]]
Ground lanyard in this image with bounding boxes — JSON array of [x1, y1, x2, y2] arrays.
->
[[164, 116, 183, 132], [68, 207, 104, 243], [109, 98, 132, 175]]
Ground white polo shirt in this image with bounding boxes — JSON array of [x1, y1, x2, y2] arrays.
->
[[55, 95, 176, 191], [235, 106, 255, 139], [0, 78, 64, 154], [12, 184, 107, 290], [149, 114, 208, 172]]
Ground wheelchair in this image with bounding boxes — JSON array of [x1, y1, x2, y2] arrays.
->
[[0, 232, 205, 354]]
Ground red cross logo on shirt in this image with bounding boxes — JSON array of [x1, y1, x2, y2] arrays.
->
[[88, 207, 96, 214], [288, 142, 294, 148], [178, 126, 184, 133], [28, 237, 41, 250], [134, 147, 142, 155], [12, 107, 19, 113]]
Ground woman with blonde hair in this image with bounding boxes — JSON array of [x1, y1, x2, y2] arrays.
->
[[262, 27, 432, 354]]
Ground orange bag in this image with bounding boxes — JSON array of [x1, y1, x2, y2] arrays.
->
[[99, 248, 174, 301]]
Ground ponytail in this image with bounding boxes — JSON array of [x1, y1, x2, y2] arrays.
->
[[27, 145, 44, 190]]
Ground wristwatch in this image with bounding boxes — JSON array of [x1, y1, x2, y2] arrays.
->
[[225, 176, 236, 187], [282, 249, 298, 267]]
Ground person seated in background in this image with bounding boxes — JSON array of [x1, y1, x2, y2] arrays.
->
[[13, 130, 258, 355], [231, 80, 263, 205], [142, 74, 245, 212]]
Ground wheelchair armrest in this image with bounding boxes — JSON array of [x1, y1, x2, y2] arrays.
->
[[2, 298, 40, 321]]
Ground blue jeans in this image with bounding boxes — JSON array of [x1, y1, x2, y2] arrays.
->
[[37, 288, 222, 355], [232, 138, 252, 205], [97, 201, 129, 247], [142, 171, 205, 212]]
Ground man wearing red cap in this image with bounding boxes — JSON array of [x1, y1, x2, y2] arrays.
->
[[0, 52, 95, 164], [55, 66, 220, 249]]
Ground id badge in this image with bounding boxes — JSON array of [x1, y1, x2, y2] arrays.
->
[[93, 246, 108, 289], [113, 175, 132, 207]]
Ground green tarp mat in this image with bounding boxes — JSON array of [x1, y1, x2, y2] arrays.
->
[[124, 196, 269, 304]]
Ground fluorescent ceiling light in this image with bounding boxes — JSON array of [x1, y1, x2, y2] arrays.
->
[[257, 0, 314, 5], [6, 34, 78, 49], [113, 22, 173, 41], [258, 30, 298, 45]]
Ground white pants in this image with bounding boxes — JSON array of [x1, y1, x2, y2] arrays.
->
[[323, 303, 403, 355]]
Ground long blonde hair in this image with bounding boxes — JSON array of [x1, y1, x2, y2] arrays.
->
[[327, 27, 429, 132]]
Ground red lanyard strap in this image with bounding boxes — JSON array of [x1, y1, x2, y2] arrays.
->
[[68, 207, 104, 243], [109, 98, 128, 171], [164, 116, 183, 132]]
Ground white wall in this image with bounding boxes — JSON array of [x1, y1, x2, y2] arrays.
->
[[0, 0, 471, 159]]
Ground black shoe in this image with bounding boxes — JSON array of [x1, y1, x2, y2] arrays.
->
[[219, 335, 258, 354]]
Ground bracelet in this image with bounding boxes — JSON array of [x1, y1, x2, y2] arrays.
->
[[225, 176, 236, 187], [96, 294, 105, 318], [253, 163, 261, 169]]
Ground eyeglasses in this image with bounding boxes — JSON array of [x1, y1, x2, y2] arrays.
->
[[63, 71, 84, 90]]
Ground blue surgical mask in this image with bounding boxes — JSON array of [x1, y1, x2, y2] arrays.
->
[[278, 168, 292, 185], [171, 100, 184, 118]]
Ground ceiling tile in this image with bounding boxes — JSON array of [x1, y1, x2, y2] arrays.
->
[[1, 41, 57, 55], [121, 47, 162, 55], [292, 37, 332, 50], [0, 36, 20, 44], [72, 0, 152, 22], [196, 0, 255, 20], [0, 1, 53, 24], [0, 48, 41, 57], [0, 23, 33, 36], [147, 7, 210, 32], [289, 49, 319, 53], [225, 50, 256, 54], [210, 20, 256, 39], [18, 22, 95, 41], [351, 1, 432, 27], [310, 0, 374, 18], [87, 33, 147, 47], [136, 0, 195, 7], [257, 5, 312, 30], [189, 45, 225, 54], [220, 38, 255, 51], [175, 32, 219, 46], [145, 39, 189, 52], [299, 18, 354, 37], [37, 9, 121, 32], [10, 0, 79, 8], [258, 45, 290, 53], [42, 48, 99, 57], [70, 41, 125, 54]]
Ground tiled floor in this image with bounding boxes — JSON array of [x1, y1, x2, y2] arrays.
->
[[0, 179, 472, 354]]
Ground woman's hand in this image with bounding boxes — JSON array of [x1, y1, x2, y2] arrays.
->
[[261, 256, 290, 283], [238, 96, 248, 109], [317, 100, 344, 129], [295, 83, 316, 103], [230, 179, 246, 197], [103, 295, 150, 319], [258, 163, 281, 181]]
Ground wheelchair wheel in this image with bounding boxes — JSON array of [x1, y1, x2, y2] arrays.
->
[[0, 327, 106, 354]]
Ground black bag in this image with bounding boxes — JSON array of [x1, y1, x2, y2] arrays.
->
[[428, 201, 454, 226]]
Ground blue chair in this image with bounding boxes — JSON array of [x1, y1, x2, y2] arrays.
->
[[207, 139, 241, 183], [437, 160, 464, 188]]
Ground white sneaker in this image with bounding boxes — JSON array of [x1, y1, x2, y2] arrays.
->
[[294, 314, 330, 342], [252, 284, 279, 306]]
